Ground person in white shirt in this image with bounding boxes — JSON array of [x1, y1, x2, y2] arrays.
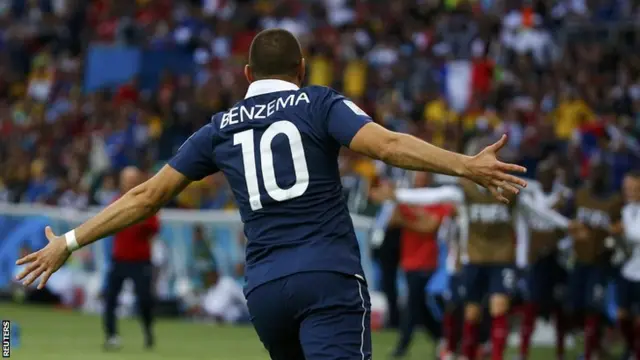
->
[[201, 272, 248, 324], [615, 171, 640, 359]]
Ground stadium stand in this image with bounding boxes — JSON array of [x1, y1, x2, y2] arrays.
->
[[0, 0, 639, 208]]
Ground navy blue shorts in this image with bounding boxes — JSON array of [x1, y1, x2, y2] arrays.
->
[[246, 271, 372, 360], [616, 276, 640, 315], [444, 273, 464, 307], [522, 253, 567, 306], [460, 264, 516, 303], [567, 263, 607, 312]]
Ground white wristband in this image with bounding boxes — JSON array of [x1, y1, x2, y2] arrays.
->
[[65, 230, 80, 252]]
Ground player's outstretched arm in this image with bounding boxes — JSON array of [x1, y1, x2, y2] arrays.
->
[[15, 165, 191, 289], [349, 122, 527, 203]]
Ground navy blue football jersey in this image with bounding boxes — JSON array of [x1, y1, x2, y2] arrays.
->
[[169, 80, 372, 295]]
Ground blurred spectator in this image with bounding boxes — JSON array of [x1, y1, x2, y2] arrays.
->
[[200, 266, 249, 324], [151, 237, 172, 300], [192, 224, 217, 288], [388, 172, 453, 357], [190, 224, 248, 323], [94, 173, 119, 206], [552, 88, 595, 141]]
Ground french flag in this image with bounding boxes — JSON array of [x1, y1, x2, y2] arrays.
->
[[442, 60, 472, 112], [441, 58, 493, 112]]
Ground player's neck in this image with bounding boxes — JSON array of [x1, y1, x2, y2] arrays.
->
[[252, 75, 300, 87], [245, 78, 301, 99]]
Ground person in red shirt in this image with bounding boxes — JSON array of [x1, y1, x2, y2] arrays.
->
[[104, 166, 160, 351], [389, 172, 455, 358], [114, 78, 139, 106]]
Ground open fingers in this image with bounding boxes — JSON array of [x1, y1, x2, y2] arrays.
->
[[490, 179, 520, 196], [486, 134, 508, 153], [38, 270, 53, 290], [492, 171, 528, 189], [496, 161, 527, 175], [489, 187, 509, 204], [16, 252, 38, 266], [16, 261, 40, 281], [487, 185, 509, 204], [45, 226, 57, 242], [22, 265, 46, 287]]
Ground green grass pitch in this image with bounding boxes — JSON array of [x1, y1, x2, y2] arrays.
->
[[1, 303, 559, 360]]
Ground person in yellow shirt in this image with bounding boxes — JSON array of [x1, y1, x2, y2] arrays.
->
[[176, 178, 209, 209], [147, 114, 163, 140], [339, 150, 377, 185], [423, 95, 458, 147], [353, 156, 377, 184], [462, 107, 501, 132], [445, 0, 478, 10], [343, 59, 366, 99], [309, 53, 333, 88], [552, 90, 595, 140]]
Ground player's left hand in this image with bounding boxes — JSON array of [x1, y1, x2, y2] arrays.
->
[[15, 226, 70, 289], [464, 134, 527, 203]]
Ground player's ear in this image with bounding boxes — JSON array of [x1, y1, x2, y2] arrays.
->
[[298, 58, 306, 85], [244, 65, 254, 84]]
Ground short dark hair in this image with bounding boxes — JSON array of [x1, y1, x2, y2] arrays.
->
[[627, 170, 640, 179], [249, 29, 303, 79]]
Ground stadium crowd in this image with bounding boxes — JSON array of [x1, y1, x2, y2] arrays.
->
[[0, 0, 638, 211]]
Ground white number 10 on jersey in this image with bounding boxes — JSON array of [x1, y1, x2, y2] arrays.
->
[[234, 120, 310, 210]]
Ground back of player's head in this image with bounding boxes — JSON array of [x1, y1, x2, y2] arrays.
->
[[627, 170, 640, 179], [247, 28, 304, 82]]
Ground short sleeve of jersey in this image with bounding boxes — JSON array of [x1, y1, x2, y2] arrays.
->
[[168, 123, 219, 181], [323, 89, 372, 147]]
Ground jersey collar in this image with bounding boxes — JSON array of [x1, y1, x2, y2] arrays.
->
[[244, 79, 300, 99]]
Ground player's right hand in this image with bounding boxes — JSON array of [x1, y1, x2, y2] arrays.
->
[[15, 226, 70, 290], [463, 134, 527, 203]]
